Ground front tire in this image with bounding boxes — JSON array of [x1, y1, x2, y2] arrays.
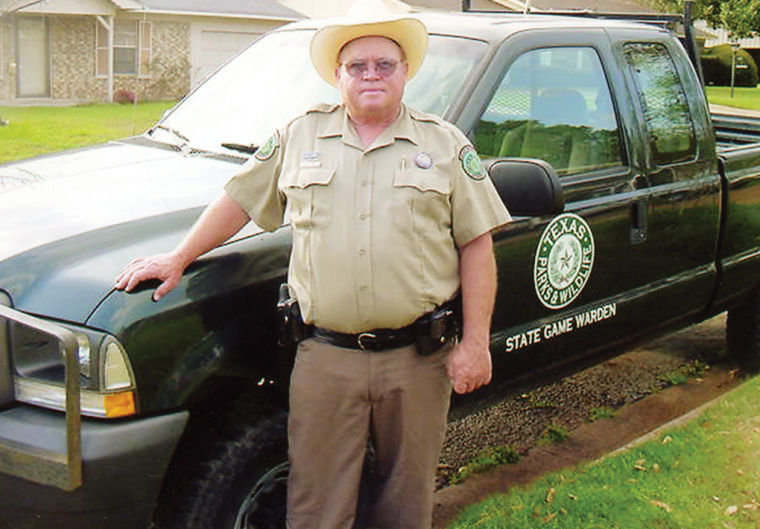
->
[[155, 411, 289, 529]]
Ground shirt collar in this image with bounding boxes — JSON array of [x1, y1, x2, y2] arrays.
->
[[317, 104, 420, 151]]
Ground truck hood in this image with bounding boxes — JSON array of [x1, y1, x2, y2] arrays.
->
[[0, 138, 256, 322]]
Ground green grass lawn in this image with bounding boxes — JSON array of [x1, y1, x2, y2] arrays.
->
[[446, 374, 760, 529], [706, 86, 760, 111], [0, 101, 174, 164]]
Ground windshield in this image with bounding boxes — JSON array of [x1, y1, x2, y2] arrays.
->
[[153, 29, 487, 154]]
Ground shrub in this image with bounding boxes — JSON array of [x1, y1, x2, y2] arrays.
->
[[701, 44, 759, 87], [113, 89, 137, 104]]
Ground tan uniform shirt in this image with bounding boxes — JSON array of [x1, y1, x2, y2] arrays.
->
[[225, 103, 510, 333]]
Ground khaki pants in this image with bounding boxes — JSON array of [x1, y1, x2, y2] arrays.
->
[[286, 338, 453, 529]]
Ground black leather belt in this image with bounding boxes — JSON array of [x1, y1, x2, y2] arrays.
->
[[313, 326, 417, 351], [311, 297, 461, 353]]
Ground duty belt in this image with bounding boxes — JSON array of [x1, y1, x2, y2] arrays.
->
[[313, 326, 416, 351], [311, 297, 461, 354]]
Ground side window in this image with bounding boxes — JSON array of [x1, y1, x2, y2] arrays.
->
[[623, 42, 695, 164], [474, 47, 622, 176]]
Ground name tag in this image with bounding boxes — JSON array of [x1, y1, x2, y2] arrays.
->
[[300, 151, 322, 168]]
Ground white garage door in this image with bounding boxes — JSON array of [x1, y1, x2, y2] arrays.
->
[[195, 30, 260, 86]]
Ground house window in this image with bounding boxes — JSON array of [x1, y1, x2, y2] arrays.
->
[[113, 20, 138, 74], [96, 20, 151, 77]]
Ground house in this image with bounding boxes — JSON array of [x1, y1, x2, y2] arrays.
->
[[0, 0, 303, 104]]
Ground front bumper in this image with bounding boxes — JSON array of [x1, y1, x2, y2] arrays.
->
[[0, 405, 188, 529]]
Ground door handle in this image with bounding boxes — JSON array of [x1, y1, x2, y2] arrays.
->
[[630, 198, 648, 244]]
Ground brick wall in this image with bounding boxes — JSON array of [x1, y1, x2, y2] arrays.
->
[[50, 16, 100, 100]]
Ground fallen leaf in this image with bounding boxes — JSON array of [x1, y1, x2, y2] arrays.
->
[[652, 463, 661, 472], [725, 505, 738, 516], [743, 503, 759, 511], [542, 512, 557, 524], [662, 436, 673, 444], [568, 494, 578, 500], [545, 488, 556, 504], [650, 500, 672, 512]]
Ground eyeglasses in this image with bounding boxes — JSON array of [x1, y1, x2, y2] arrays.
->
[[341, 59, 403, 79]]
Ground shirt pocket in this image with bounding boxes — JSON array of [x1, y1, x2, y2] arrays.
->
[[393, 167, 451, 195], [281, 168, 335, 229], [392, 167, 452, 231]]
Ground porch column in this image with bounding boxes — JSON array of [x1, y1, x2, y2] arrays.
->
[[95, 15, 114, 102]]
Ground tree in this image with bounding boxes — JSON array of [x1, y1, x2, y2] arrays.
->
[[648, 0, 760, 39]]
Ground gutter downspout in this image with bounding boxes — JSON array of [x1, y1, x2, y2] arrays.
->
[[95, 15, 114, 102]]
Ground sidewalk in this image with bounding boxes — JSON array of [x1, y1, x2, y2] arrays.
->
[[710, 102, 760, 118]]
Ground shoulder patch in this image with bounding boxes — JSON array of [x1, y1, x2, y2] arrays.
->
[[255, 132, 279, 161], [459, 145, 485, 180]]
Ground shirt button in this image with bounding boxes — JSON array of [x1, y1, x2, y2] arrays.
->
[[359, 285, 369, 292], [359, 249, 366, 256], [362, 180, 369, 187], [360, 212, 368, 220]]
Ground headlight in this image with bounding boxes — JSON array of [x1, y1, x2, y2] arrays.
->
[[4, 310, 138, 419]]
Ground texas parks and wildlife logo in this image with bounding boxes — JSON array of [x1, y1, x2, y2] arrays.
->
[[534, 213, 595, 309]]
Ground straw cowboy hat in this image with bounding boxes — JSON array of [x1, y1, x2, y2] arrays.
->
[[309, 0, 428, 86]]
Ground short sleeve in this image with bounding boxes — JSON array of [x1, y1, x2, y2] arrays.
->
[[224, 130, 286, 232], [450, 131, 511, 247]]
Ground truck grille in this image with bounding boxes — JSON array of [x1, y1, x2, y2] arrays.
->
[[0, 292, 13, 407]]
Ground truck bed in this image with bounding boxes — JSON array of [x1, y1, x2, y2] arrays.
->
[[712, 112, 760, 151]]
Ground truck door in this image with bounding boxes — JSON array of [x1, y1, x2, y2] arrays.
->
[[460, 28, 720, 380]]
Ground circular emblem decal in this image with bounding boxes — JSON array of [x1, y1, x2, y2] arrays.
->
[[458, 145, 485, 180], [534, 213, 595, 309], [254, 133, 279, 161]]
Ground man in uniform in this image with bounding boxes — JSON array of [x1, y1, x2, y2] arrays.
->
[[116, 2, 510, 528]]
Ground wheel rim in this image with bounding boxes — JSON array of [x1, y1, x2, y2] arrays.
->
[[233, 461, 289, 529]]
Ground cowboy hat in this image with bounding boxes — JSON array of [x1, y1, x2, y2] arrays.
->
[[309, 0, 428, 87]]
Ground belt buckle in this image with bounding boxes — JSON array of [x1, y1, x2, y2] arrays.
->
[[357, 332, 377, 351]]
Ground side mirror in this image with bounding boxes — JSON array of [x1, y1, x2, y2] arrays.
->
[[488, 158, 564, 217]]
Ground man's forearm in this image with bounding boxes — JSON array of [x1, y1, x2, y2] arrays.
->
[[459, 232, 497, 347], [446, 231, 497, 394]]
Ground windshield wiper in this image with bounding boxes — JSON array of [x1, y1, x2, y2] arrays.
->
[[150, 124, 190, 144], [221, 142, 258, 155]]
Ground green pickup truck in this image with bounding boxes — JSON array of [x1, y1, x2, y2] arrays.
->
[[2, 7, 760, 529]]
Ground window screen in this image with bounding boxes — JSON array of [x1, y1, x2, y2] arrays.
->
[[474, 47, 622, 175], [623, 42, 695, 165]]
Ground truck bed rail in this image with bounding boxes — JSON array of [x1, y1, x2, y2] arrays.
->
[[712, 113, 760, 148]]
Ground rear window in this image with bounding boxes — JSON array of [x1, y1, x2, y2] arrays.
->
[[622, 42, 696, 165]]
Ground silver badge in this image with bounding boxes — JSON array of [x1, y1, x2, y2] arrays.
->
[[414, 152, 433, 169]]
